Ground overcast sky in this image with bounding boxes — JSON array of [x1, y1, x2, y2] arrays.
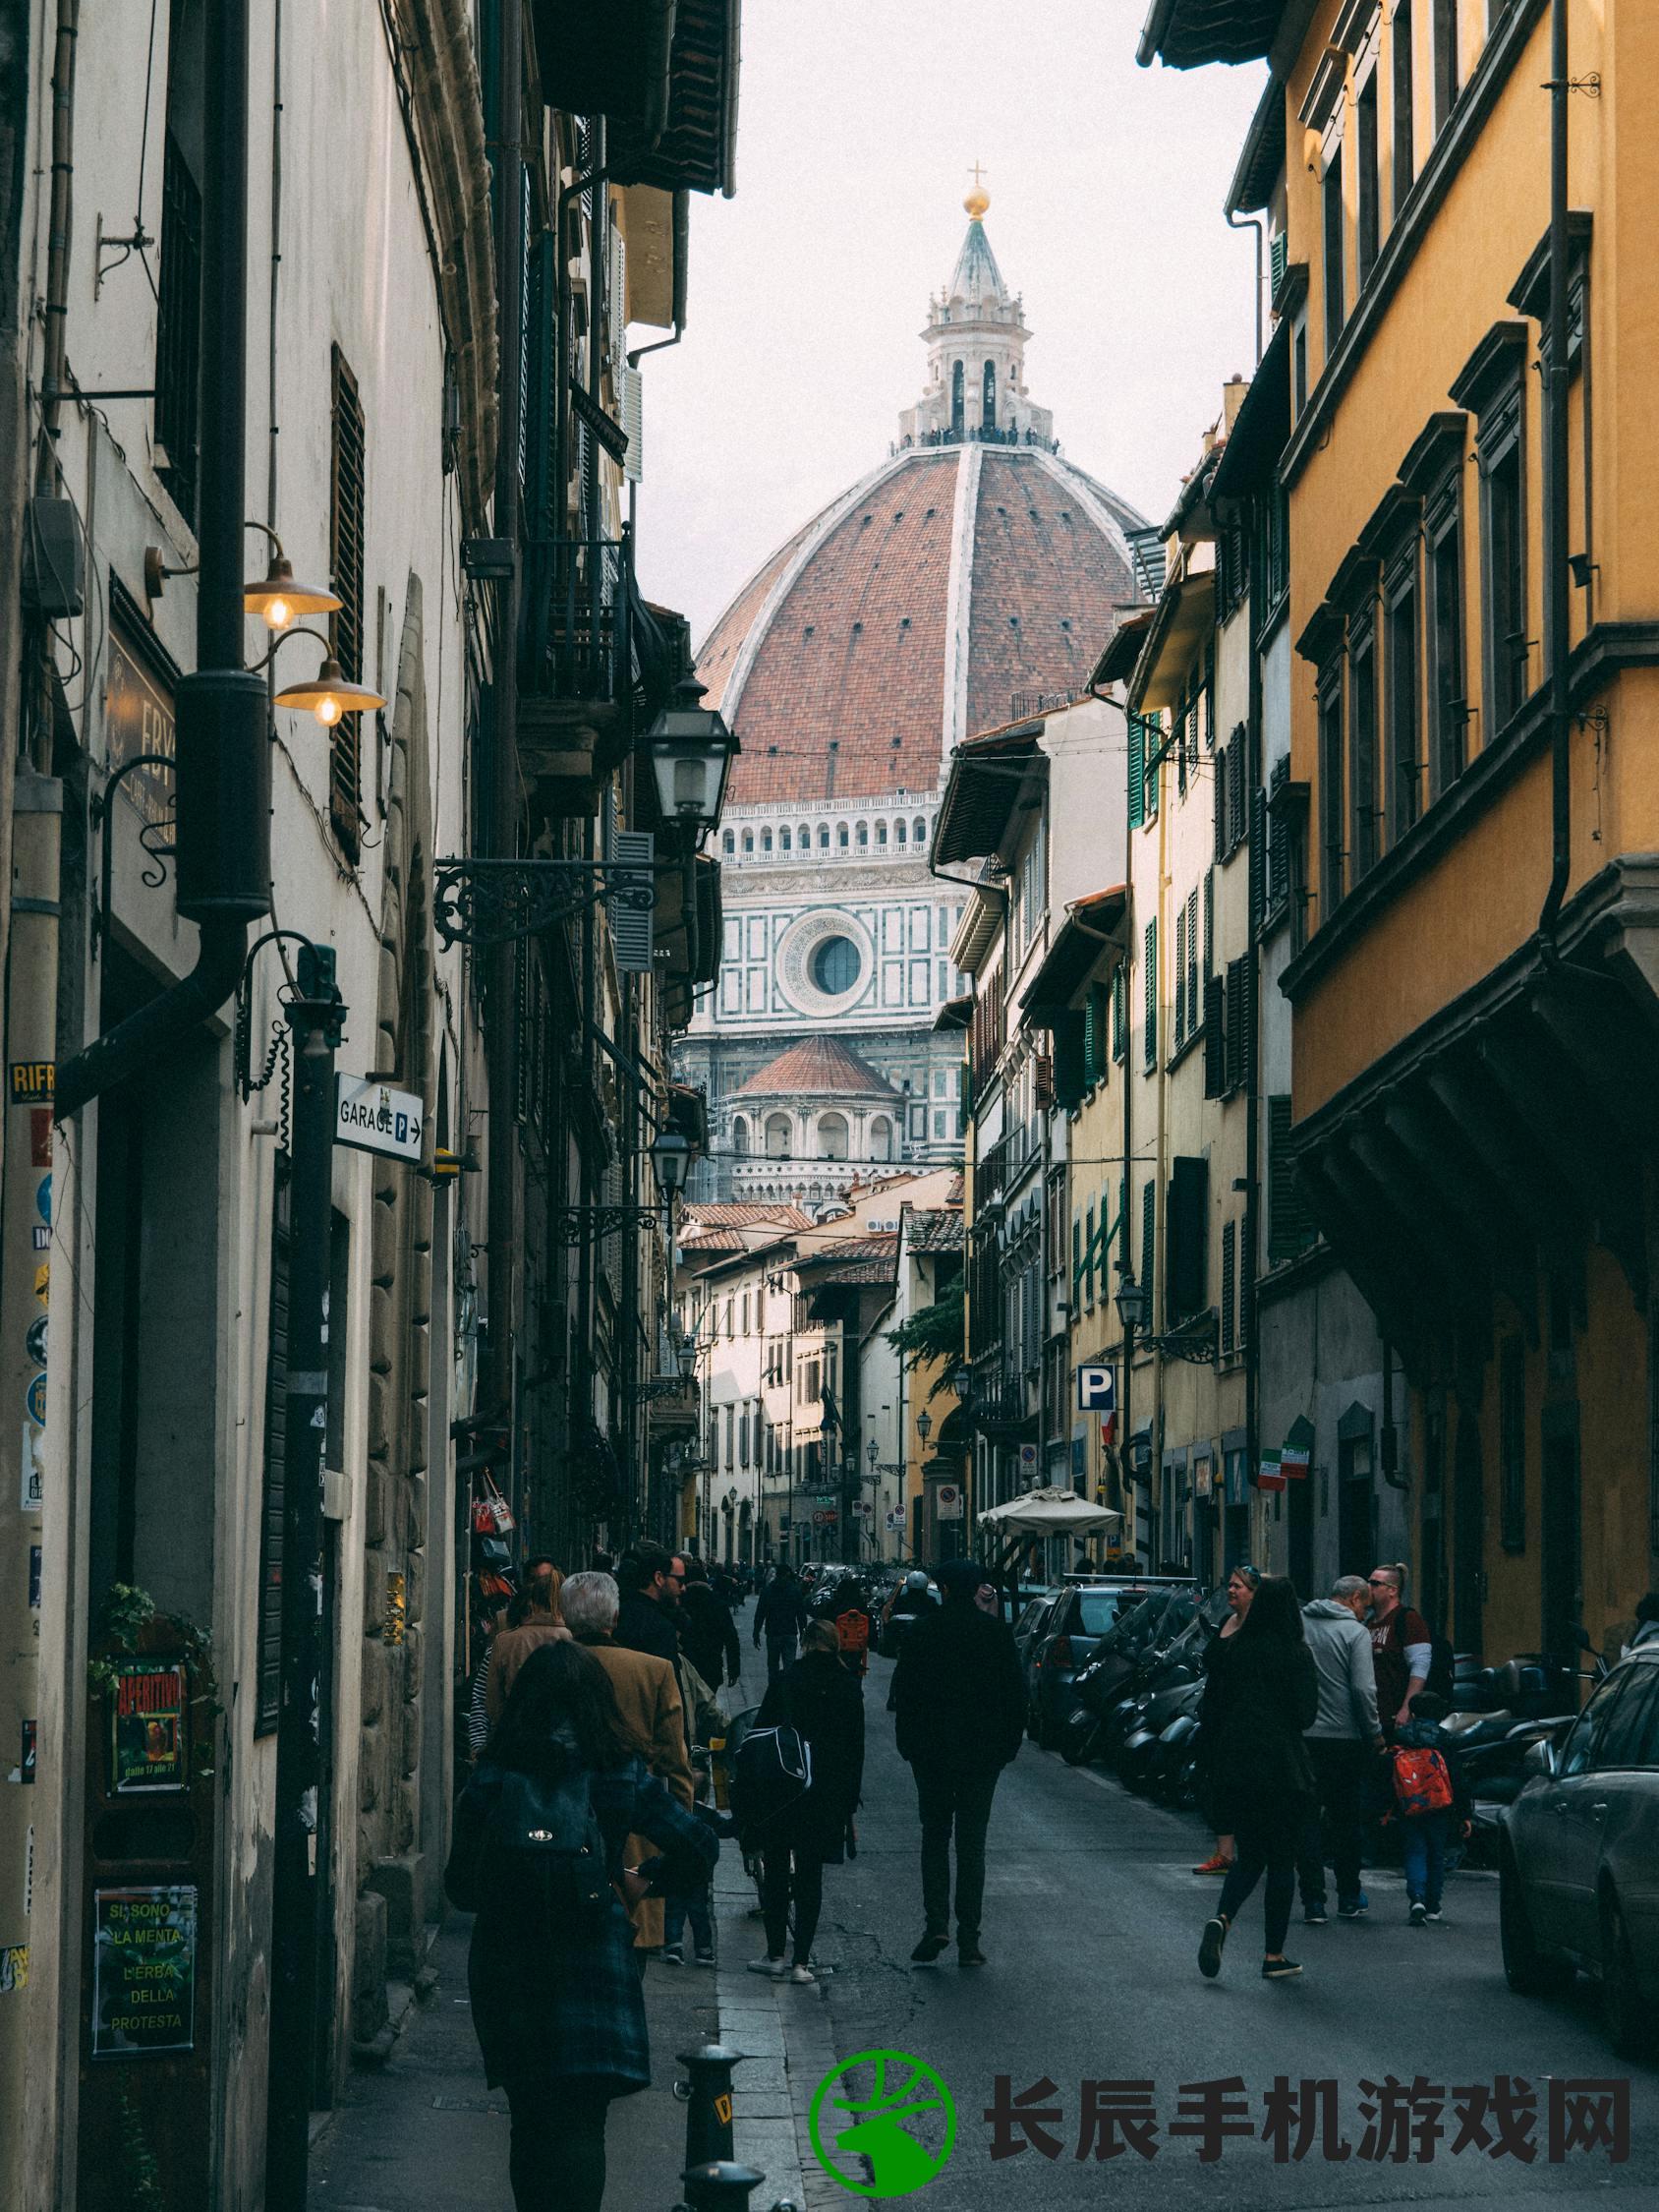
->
[[633, 1, 1268, 645]]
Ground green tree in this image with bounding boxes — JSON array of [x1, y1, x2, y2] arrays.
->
[[886, 1286, 963, 1400]]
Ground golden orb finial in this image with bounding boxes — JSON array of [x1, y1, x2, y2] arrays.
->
[[964, 160, 990, 221]]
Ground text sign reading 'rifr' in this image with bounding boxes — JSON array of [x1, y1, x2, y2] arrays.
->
[[334, 1076, 425, 1164]]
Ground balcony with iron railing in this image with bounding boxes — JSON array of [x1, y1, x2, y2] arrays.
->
[[516, 536, 635, 802]]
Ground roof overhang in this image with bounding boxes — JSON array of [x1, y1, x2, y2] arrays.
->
[[1128, 572, 1218, 715], [1091, 608, 1155, 688], [1137, 0, 1294, 70], [950, 888, 1002, 975], [933, 726, 1044, 867], [604, 0, 741, 199], [1019, 887, 1129, 1021], [1227, 75, 1287, 213], [934, 995, 973, 1033], [1210, 316, 1291, 501]]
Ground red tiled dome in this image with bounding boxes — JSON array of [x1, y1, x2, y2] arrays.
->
[[699, 443, 1148, 809], [731, 1036, 903, 1100]]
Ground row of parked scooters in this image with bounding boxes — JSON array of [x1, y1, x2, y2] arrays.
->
[[1053, 1583, 1607, 1867]]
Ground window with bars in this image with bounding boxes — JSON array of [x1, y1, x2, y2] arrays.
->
[[1500, 1334, 1526, 1551], [328, 346, 367, 862], [1220, 1220, 1236, 1357]]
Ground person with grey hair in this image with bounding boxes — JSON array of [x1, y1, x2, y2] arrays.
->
[[561, 1570, 621, 1640], [1296, 1574, 1386, 1925]]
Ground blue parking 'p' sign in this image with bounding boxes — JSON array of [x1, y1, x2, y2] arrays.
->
[[1076, 1364, 1116, 1415]]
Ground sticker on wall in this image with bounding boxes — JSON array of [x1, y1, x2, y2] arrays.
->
[[32, 1262, 47, 1309], [29, 1226, 47, 1252], [0, 1946, 27, 1996], [8, 1062, 52, 1104], [20, 1425, 42, 1512], [28, 1546, 40, 1610], [29, 1108, 50, 1167], [18, 1720, 34, 1784], [25, 1313, 45, 1368], [23, 1826, 32, 1917], [34, 1174, 49, 1227], [25, 1372, 45, 1428], [90, 1886, 198, 2058], [383, 1571, 407, 1646]]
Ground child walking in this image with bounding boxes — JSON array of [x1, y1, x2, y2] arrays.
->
[[1390, 1690, 1468, 1925]]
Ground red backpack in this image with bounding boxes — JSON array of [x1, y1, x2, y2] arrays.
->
[[835, 1608, 870, 1664], [1391, 1744, 1454, 1818]]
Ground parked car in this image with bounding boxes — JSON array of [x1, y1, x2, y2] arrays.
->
[[1029, 1579, 1195, 1750], [1015, 1589, 1062, 1733], [1499, 1645, 1659, 2056]]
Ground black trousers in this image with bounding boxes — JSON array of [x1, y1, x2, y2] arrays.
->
[[1217, 1807, 1301, 1955], [914, 1767, 1000, 1941], [760, 1842, 825, 1963], [1296, 1738, 1372, 1908], [503, 2075, 611, 2212]]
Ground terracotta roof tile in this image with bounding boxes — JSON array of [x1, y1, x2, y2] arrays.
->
[[732, 1037, 903, 1100]]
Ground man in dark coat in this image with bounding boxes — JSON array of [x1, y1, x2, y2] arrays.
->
[[614, 1543, 684, 1668], [892, 1556, 1024, 1967], [754, 1564, 811, 1679], [678, 1558, 742, 1689]]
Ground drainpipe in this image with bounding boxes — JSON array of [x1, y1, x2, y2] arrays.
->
[[1537, 0, 1572, 954], [55, 0, 268, 1124], [1225, 205, 1265, 370]]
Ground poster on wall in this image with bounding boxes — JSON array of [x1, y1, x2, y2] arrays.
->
[[90, 1886, 198, 2058], [109, 1659, 190, 1793]]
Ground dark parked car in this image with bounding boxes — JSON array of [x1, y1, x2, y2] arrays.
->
[[1500, 1645, 1659, 2056], [1014, 1589, 1062, 1727], [1029, 1579, 1194, 1749]]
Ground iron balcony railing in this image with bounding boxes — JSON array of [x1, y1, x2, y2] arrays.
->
[[520, 537, 632, 708]]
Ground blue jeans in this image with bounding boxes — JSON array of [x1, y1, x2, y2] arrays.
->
[[1401, 1812, 1451, 1909], [663, 1884, 714, 1953]]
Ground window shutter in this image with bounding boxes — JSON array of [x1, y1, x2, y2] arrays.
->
[[1072, 1215, 1083, 1301], [1225, 957, 1247, 1094], [1203, 975, 1227, 1098], [1230, 736, 1249, 849], [1168, 1156, 1208, 1322], [1054, 1009, 1086, 1109], [1268, 1093, 1317, 1261], [1143, 715, 1161, 821], [1174, 904, 1187, 1046], [1214, 743, 1228, 861], [1249, 785, 1267, 927], [1140, 1179, 1157, 1319], [1203, 868, 1215, 979], [1081, 993, 1101, 1087], [1185, 889, 1199, 1041], [607, 829, 656, 972], [1220, 1220, 1236, 1356], [1084, 1201, 1096, 1308], [1127, 714, 1146, 830], [1143, 921, 1158, 1070], [1112, 967, 1126, 1063], [328, 346, 367, 863]]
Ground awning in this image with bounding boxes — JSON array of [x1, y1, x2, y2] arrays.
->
[[933, 995, 972, 1033], [978, 1486, 1122, 1538], [1020, 887, 1128, 1021], [933, 727, 1044, 866], [1127, 571, 1217, 715], [1210, 317, 1291, 502]]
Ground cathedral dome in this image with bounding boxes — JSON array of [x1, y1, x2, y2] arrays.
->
[[697, 204, 1151, 810]]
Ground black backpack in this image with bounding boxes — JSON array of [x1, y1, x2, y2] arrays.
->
[[730, 1723, 812, 1841], [478, 1764, 611, 1926]]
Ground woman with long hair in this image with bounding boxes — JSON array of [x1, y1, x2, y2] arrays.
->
[[446, 1639, 717, 2212], [1195, 1576, 1318, 1982], [1192, 1564, 1260, 1875]]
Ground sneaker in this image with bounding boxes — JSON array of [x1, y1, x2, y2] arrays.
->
[[787, 1964, 816, 1985], [746, 1956, 787, 1978], [1337, 1893, 1369, 1920], [1303, 1905, 1328, 1926], [910, 1931, 949, 1964], [958, 1943, 987, 1968], [1408, 1901, 1427, 1927], [659, 1944, 685, 1966], [1262, 1957, 1303, 1980], [1192, 1853, 1232, 1875], [1198, 1917, 1229, 1980], [1424, 1909, 1443, 1925], [694, 1949, 716, 1967]]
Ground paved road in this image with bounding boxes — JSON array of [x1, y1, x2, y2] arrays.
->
[[728, 1626, 1658, 2212]]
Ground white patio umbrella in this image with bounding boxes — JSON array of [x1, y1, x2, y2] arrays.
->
[[976, 1485, 1121, 1539]]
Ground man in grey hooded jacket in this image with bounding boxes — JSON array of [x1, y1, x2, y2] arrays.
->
[[1296, 1577, 1386, 1922]]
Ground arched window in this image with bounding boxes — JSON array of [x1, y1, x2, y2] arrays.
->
[[741, 831, 754, 854], [798, 824, 810, 848], [895, 819, 908, 844], [765, 1114, 790, 1158], [876, 820, 887, 846], [837, 824, 849, 849], [722, 830, 735, 855], [761, 829, 772, 852], [983, 358, 997, 433], [913, 816, 926, 843], [856, 822, 869, 848], [818, 1113, 849, 1160], [950, 359, 964, 437], [779, 827, 791, 851], [870, 1117, 892, 1163], [818, 825, 830, 849], [731, 1116, 750, 1155]]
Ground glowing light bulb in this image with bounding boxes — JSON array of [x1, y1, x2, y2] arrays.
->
[[262, 595, 293, 631], [315, 695, 342, 728]]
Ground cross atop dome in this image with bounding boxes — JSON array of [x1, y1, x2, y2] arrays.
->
[[897, 180, 1055, 452]]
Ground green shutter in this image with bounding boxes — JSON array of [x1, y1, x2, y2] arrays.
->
[[1072, 1215, 1083, 1302], [1143, 715, 1161, 821], [1111, 968, 1126, 1063], [1128, 714, 1146, 831], [1143, 920, 1158, 1071], [1084, 1202, 1096, 1308], [1140, 1179, 1157, 1320], [1081, 992, 1102, 1088]]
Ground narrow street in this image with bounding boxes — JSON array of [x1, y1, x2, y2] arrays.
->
[[310, 1621, 1655, 2211]]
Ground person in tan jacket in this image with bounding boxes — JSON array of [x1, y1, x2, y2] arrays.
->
[[485, 1566, 569, 1723], [561, 1571, 693, 1952]]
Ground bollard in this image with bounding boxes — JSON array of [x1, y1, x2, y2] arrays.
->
[[675, 2042, 745, 2169], [680, 2159, 766, 2209]]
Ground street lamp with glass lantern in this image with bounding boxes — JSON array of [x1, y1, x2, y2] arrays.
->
[[644, 675, 739, 836]]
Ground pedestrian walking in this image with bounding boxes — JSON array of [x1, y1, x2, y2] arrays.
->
[[444, 1639, 717, 2212], [825, 1577, 874, 1679], [1389, 1690, 1469, 1925], [1192, 1564, 1259, 1874], [745, 1621, 864, 1984], [613, 1543, 685, 1667], [892, 1555, 1024, 1967], [1196, 1576, 1319, 1983], [1366, 1562, 1433, 1736], [486, 1569, 570, 1723], [661, 1636, 728, 1968], [678, 1557, 743, 1690], [882, 1570, 938, 1709], [1297, 1575, 1385, 1925], [562, 1571, 694, 1958], [754, 1562, 811, 1679]]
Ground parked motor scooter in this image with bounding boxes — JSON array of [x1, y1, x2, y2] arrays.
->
[[1058, 1592, 1175, 1766]]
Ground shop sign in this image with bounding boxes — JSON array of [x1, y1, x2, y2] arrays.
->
[[8, 1062, 52, 1103], [105, 618, 177, 829], [335, 1075, 425, 1163], [90, 1886, 198, 2058], [111, 1659, 190, 1793]]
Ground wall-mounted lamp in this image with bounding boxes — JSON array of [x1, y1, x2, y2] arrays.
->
[[262, 625, 386, 727], [145, 521, 341, 633]]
